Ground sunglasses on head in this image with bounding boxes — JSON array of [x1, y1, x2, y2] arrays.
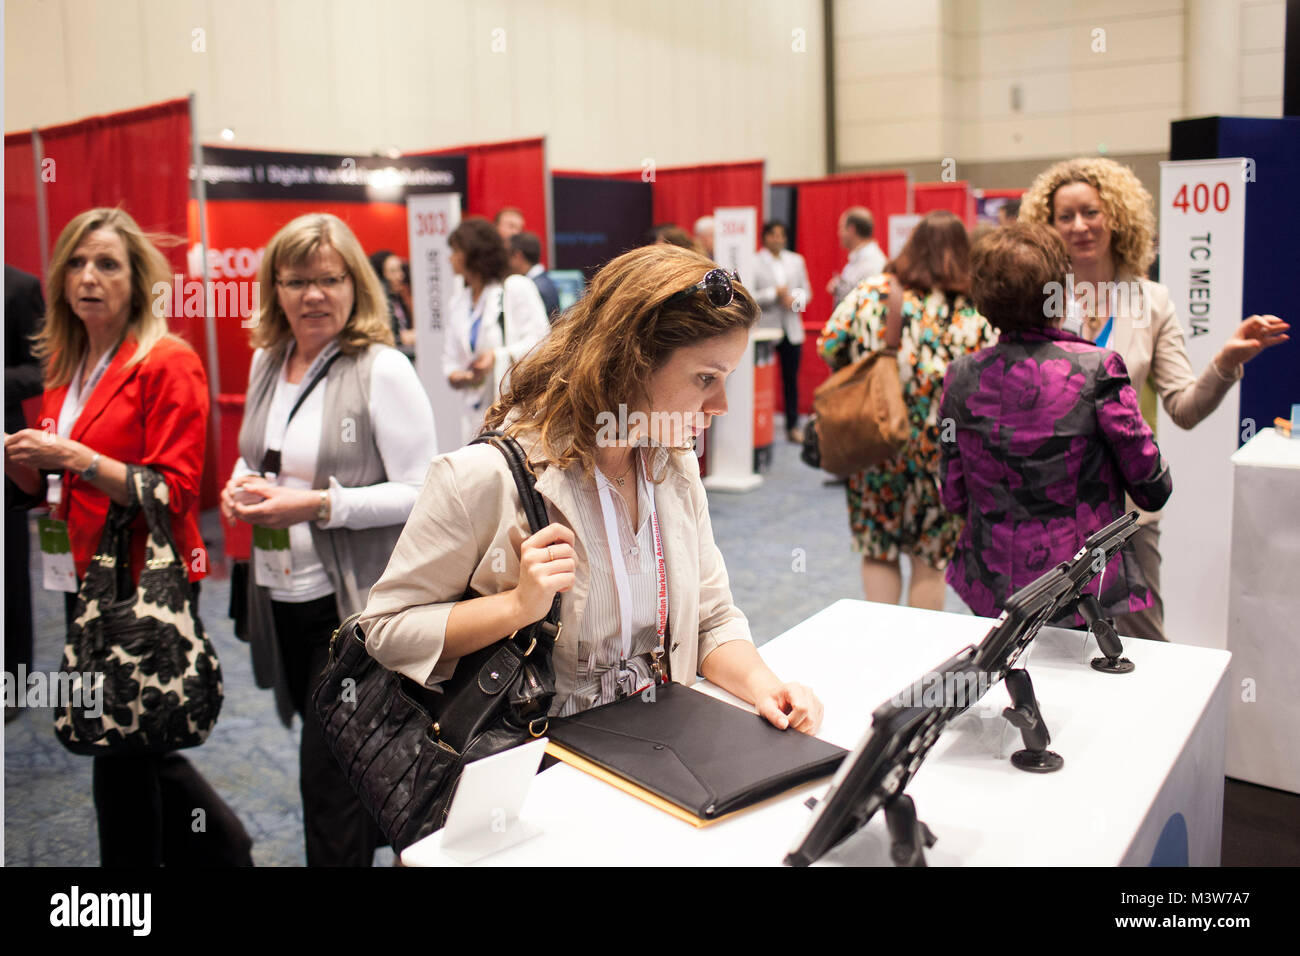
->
[[663, 268, 742, 309]]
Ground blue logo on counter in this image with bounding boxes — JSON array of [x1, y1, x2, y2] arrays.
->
[[1148, 813, 1189, 867]]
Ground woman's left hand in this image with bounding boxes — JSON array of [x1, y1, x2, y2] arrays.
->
[[3, 428, 79, 471], [755, 681, 824, 735], [229, 477, 321, 529], [1218, 314, 1290, 370]]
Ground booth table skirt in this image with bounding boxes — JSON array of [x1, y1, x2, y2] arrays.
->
[[1227, 428, 1300, 794]]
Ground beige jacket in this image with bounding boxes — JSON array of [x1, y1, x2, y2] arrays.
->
[[358, 432, 753, 708], [1110, 274, 1242, 524]]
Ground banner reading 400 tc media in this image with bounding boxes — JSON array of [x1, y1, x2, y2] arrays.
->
[[1157, 158, 1247, 651]]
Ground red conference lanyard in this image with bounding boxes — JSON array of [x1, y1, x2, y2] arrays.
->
[[594, 452, 668, 697]]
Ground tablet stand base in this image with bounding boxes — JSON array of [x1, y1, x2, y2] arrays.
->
[[885, 793, 936, 867], [1001, 668, 1064, 773], [1076, 593, 1134, 674]]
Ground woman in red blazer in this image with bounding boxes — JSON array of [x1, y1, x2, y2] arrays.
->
[[4, 207, 251, 867]]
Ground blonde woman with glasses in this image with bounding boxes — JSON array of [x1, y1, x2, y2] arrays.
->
[[222, 213, 437, 866]]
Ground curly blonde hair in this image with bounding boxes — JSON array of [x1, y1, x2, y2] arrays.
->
[[1020, 157, 1156, 278]]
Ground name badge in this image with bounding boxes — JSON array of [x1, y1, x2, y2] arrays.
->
[[252, 525, 292, 588], [39, 518, 78, 593]]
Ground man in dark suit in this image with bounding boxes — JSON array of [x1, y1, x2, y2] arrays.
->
[[509, 232, 561, 321], [5, 264, 45, 719]]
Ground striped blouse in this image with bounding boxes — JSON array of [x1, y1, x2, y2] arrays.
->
[[554, 452, 664, 717]]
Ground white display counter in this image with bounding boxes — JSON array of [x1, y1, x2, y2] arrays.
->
[[1227, 427, 1300, 794], [404, 600, 1231, 866]]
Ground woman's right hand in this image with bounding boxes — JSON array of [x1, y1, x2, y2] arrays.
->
[[221, 474, 266, 524], [510, 522, 575, 624]]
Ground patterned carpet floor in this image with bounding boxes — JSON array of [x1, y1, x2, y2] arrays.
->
[[4, 433, 968, 866]]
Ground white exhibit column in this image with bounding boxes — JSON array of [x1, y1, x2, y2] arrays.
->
[[1156, 159, 1248, 650], [408, 193, 463, 454], [705, 206, 761, 492], [1184, 0, 1241, 117]]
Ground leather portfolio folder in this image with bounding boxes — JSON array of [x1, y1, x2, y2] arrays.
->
[[545, 682, 847, 826]]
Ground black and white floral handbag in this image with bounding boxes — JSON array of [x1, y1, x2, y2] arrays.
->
[[53, 466, 224, 756]]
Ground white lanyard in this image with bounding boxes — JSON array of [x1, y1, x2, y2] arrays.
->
[[593, 453, 668, 685], [48, 347, 116, 509]]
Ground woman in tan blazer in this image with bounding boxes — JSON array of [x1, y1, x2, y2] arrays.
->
[[360, 244, 823, 732], [1021, 157, 1288, 641]]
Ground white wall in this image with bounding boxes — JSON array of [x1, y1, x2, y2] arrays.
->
[[833, 0, 1287, 170], [4, 0, 827, 180]]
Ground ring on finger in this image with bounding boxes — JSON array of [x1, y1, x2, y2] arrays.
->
[[546, 546, 553, 562]]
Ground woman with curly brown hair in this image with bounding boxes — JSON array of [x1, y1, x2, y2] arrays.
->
[[361, 244, 823, 732], [1020, 157, 1288, 641], [817, 210, 996, 611], [443, 215, 550, 445]]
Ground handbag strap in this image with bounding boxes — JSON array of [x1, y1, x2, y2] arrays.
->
[[883, 274, 905, 352], [469, 430, 562, 655], [127, 466, 184, 571]]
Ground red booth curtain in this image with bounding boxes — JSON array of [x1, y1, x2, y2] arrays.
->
[[775, 171, 911, 415], [37, 99, 192, 275], [645, 160, 765, 230], [407, 137, 549, 260], [914, 181, 974, 227], [5, 132, 41, 276]]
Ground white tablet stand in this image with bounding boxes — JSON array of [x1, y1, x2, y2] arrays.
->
[[422, 737, 549, 866]]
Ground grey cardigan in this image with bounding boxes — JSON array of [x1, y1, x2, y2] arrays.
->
[[239, 342, 406, 727]]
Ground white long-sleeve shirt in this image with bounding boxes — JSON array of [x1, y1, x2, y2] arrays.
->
[[233, 344, 438, 603], [832, 240, 887, 306], [442, 274, 550, 445]]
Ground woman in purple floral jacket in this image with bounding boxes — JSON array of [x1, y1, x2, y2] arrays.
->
[[939, 224, 1172, 625]]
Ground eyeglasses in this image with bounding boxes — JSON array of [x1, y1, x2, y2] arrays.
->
[[664, 268, 742, 308], [277, 273, 351, 294]]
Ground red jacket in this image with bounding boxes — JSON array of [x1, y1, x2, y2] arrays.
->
[[40, 334, 209, 583]]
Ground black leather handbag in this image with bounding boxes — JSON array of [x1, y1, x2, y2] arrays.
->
[[54, 466, 224, 756], [312, 433, 562, 853]]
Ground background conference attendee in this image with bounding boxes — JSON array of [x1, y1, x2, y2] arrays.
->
[[223, 212, 437, 866], [648, 223, 699, 251], [368, 249, 414, 355], [940, 223, 1173, 623], [4, 207, 252, 867], [817, 210, 995, 611], [5, 263, 45, 719], [751, 220, 811, 442], [997, 198, 1020, 225], [443, 216, 550, 445], [1020, 157, 1289, 641], [693, 215, 715, 259], [509, 230, 561, 320], [361, 244, 822, 730], [494, 206, 525, 242], [828, 206, 887, 306]]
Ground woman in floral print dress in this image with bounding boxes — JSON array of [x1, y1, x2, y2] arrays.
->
[[817, 211, 996, 610]]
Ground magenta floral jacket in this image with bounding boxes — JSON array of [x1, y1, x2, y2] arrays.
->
[[938, 327, 1172, 621]]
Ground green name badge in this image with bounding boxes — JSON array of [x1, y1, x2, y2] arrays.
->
[[252, 525, 292, 588], [38, 517, 78, 593]]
